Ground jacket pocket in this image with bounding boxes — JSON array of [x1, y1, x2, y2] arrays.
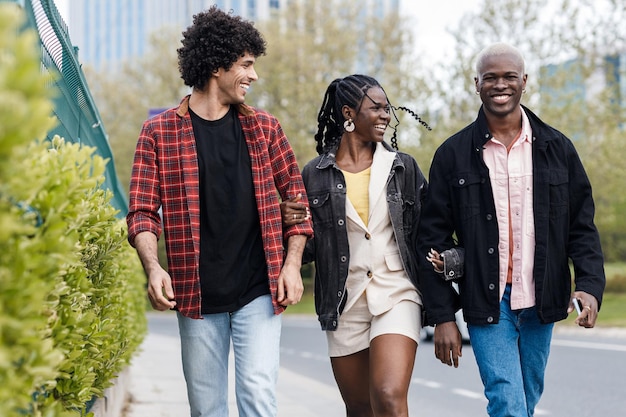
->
[[450, 173, 483, 220], [384, 251, 404, 272], [308, 192, 333, 228], [549, 169, 569, 219]]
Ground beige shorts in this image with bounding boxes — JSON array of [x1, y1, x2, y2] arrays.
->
[[326, 293, 422, 357]]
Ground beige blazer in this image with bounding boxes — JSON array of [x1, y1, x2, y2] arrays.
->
[[342, 142, 421, 316]]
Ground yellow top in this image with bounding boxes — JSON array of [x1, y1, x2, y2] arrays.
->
[[342, 167, 371, 226]]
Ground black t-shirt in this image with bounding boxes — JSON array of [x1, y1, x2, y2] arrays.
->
[[190, 106, 269, 314]]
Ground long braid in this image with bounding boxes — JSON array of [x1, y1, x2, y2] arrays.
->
[[395, 106, 432, 131], [387, 105, 432, 150]]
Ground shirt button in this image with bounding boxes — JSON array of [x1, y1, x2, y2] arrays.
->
[[367, 271, 373, 278], [488, 247, 495, 255], [365, 233, 371, 240], [488, 283, 496, 290], [486, 214, 493, 221]]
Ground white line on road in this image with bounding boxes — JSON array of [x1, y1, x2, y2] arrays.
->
[[552, 339, 626, 352]]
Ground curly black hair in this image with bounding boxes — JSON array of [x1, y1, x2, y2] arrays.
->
[[177, 6, 267, 90], [314, 74, 431, 155]]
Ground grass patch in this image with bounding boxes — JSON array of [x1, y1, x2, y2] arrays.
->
[[284, 291, 315, 315]]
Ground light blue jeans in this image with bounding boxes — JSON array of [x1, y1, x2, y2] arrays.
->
[[176, 295, 281, 417], [468, 285, 553, 417]]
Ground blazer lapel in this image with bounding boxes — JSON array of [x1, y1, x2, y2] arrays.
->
[[368, 142, 395, 228]]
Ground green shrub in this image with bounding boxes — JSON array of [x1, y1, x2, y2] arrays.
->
[[0, 4, 147, 416]]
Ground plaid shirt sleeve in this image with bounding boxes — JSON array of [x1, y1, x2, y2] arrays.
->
[[127, 117, 163, 245], [240, 107, 313, 314]]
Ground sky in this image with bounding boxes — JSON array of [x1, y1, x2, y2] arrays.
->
[[400, 0, 480, 62], [54, 0, 480, 63]]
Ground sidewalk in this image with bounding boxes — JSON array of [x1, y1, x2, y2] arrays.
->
[[122, 312, 343, 417]]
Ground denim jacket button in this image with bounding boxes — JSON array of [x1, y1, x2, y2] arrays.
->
[[340, 256, 347, 262], [337, 183, 344, 190], [312, 198, 319, 205], [488, 247, 495, 254], [488, 283, 495, 290], [337, 291, 342, 297], [487, 316, 494, 323], [458, 178, 465, 185], [338, 219, 344, 226]]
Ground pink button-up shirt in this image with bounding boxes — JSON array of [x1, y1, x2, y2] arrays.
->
[[482, 108, 536, 309]]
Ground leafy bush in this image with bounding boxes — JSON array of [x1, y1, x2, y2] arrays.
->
[[0, 4, 147, 416]]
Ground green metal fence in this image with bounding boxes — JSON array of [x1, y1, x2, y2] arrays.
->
[[3, 0, 128, 216]]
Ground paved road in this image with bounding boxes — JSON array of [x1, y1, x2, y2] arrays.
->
[[124, 312, 626, 417]]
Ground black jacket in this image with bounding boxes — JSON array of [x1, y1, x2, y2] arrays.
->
[[417, 106, 605, 326], [302, 142, 427, 330]]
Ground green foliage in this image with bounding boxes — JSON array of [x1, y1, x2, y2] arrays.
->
[[0, 4, 147, 416]]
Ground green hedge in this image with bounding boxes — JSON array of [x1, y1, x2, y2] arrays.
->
[[0, 4, 147, 416]]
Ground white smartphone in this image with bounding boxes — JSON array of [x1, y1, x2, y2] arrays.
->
[[572, 298, 583, 316]]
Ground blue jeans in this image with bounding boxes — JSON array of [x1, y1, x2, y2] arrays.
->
[[468, 285, 553, 417], [176, 295, 281, 417]]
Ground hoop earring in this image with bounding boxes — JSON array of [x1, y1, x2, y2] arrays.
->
[[343, 118, 355, 133]]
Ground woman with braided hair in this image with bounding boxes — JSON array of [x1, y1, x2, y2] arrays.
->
[[282, 74, 430, 416]]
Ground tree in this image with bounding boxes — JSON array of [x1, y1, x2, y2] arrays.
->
[[84, 26, 188, 194], [254, 0, 432, 168]]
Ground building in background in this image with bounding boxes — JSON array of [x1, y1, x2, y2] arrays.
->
[[540, 51, 626, 137], [66, 0, 400, 71]]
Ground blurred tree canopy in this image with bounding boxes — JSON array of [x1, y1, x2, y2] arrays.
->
[[254, 0, 432, 168], [84, 0, 626, 260]]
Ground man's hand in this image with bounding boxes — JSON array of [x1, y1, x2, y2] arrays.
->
[[133, 231, 176, 311], [277, 261, 304, 306], [434, 321, 463, 368], [280, 193, 310, 227], [277, 234, 307, 306], [569, 291, 599, 328], [146, 265, 177, 311]]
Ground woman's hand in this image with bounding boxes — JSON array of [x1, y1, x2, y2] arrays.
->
[[280, 193, 310, 227]]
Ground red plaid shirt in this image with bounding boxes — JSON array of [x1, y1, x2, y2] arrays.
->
[[127, 96, 313, 319]]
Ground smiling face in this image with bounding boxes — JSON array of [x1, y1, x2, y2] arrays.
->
[[475, 51, 527, 120], [214, 52, 258, 106], [350, 87, 391, 143]]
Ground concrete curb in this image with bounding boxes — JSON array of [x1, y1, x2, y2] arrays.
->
[[89, 368, 130, 417]]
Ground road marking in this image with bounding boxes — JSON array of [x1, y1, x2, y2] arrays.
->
[[452, 388, 484, 400], [411, 378, 442, 388], [552, 339, 626, 352]]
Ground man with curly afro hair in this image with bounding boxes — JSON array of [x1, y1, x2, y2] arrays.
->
[[126, 6, 313, 417]]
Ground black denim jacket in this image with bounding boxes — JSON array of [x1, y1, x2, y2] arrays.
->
[[418, 106, 605, 326], [301, 142, 427, 330]]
